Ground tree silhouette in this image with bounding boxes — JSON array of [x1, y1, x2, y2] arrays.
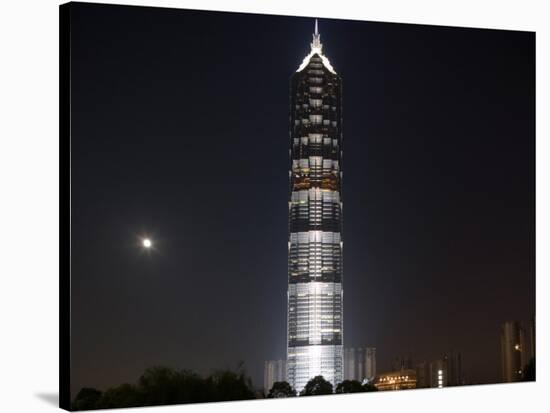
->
[[300, 375, 333, 396], [267, 381, 296, 398], [72, 387, 102, 410], [522, 358, 535, 381], [72, 365, 257, 410], [138, 366, 181, 405], [98, 383, 142, 408], [206, 369, 256, 401], [335, 380, 364, 393], [362, 382, 379, 392]]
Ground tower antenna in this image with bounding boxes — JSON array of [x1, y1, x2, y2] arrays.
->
[[311, 18, 322, 52]]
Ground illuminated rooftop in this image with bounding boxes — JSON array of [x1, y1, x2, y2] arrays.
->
[[296, 19, 336, 74]]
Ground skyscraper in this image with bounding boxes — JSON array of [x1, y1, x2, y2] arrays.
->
[[500, 321, 526, 382], [286, 20, 344, 393]]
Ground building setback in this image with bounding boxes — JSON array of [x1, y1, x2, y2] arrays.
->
[[286, 20, 344, 393]]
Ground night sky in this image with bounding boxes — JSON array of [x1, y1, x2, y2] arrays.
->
[[69, 2, 535, 395]]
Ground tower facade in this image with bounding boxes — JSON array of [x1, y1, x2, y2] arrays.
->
[[286, 21, 344, 393]]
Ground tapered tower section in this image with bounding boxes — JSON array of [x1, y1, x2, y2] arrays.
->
[[286, 20, 344, 393]]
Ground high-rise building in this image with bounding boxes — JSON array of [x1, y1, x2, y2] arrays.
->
[[264, 359, 287, 394], [430, 359, 447, 388], [418, 352, 463, 388], [343, 348, 356, 381], [344, 347, 376, 382], [529, 316, 536, 361], [286, 20, 344, 393], [365, 347, 377, 382], [446, 351, 463, 386], [415, 361, 430, 388], [501, 321, 526, 382], [391, 354, 413, 372]]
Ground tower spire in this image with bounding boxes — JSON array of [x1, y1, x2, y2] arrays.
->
[[311, 18, 322, 53], [297, 18, 336, 74]]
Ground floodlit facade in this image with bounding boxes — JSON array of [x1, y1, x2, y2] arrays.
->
[[286, 20, 344, 393]]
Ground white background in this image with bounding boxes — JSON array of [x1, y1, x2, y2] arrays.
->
[[0, 0, 547, 412]]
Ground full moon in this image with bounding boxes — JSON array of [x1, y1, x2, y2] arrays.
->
[[142, 238, 152, 248]]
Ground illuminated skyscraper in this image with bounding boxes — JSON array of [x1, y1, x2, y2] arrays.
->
[[286, 20, 344, 392]]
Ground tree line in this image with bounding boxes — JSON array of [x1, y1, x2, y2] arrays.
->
[[72, 367, 377, 410], [73, 359, 535, 409], [268, 376, 378, 397], [72, 366, 256, 410]]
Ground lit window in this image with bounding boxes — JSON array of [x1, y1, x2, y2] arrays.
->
[[310, 98, 323, 108], [310, 114, 323, 124]]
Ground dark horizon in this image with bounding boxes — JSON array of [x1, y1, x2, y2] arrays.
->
[[69, 2, 535, 395]]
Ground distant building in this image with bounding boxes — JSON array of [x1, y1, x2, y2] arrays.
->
[[344, 348, 356, 381], [501, 321, 526, 382], [445, 351, 463, 386], [426, 352, 463, 388], [529, 316, 536, 361], [415, 361, 430, 388], [344, 347, 376, 382], [374, 369, 417, 391], [430, 359, 447, 388], [365, 348, 376, 381], [264, 360, 287, 394], [391, 354, 413, 371]]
